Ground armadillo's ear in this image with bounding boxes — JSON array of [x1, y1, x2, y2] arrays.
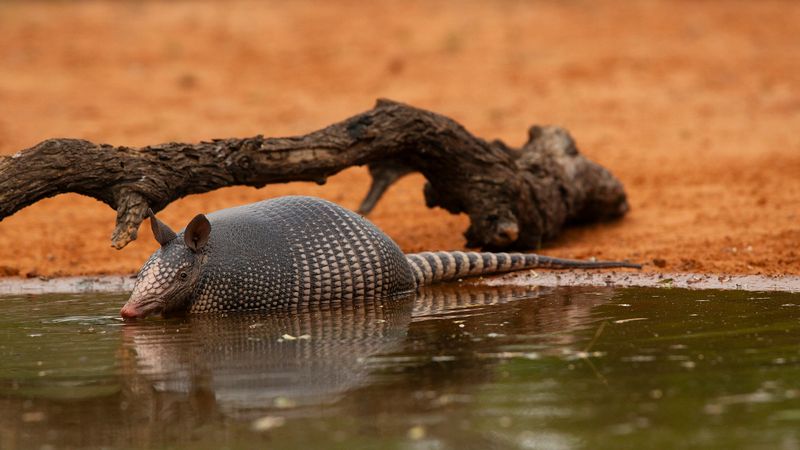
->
[[148, 209, 177, 247], [184, 214, 211, 252]]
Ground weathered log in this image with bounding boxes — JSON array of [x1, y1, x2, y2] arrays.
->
[[0, 99, 629, 250]]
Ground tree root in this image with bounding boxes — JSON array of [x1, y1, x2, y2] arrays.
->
[[0, 99, 630, 250]]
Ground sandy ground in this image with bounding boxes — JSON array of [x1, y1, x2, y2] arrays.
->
[[0, 0, 798, 277]]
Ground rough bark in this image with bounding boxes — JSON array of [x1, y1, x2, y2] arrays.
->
[[0, 99, 630, 250]]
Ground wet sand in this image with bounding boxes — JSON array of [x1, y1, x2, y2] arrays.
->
[[2, 272, 799, 297]]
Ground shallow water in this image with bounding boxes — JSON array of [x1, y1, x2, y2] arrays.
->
[[1, 285, 799, 450]]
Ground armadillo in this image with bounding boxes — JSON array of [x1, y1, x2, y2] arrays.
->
[[121, 196, 639, 319]]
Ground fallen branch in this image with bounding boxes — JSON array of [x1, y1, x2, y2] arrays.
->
[[0, 99, 630, 250]]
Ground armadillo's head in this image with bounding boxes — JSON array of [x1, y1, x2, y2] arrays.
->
[[121, 210, 211, 320]]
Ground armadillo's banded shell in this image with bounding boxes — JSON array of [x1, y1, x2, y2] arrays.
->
[[189, 196, 416, 313]]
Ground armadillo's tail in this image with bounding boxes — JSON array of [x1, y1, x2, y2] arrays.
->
[[406, 251, 641, 287]]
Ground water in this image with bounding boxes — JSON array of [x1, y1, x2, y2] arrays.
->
[[1, 285, 799, 450]]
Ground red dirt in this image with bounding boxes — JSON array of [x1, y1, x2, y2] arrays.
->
[[0, 0, 798, 277]]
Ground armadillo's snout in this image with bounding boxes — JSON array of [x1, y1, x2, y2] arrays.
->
[[120, 303, 141, 320], [124, 261, 168, 320], [120, 298, 163, 320]]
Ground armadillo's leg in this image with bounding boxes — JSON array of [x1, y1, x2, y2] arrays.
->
[[406, 251, 641, 286]]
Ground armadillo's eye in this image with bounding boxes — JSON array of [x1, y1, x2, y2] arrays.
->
[[179, 271, 188, 280]]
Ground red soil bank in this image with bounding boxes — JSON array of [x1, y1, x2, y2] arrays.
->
[[0, 0, 798, 276]]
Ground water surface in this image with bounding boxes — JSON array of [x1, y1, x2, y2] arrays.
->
[[1, 285, 799, 449]]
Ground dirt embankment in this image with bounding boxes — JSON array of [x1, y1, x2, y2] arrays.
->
[[0, 0, 798, 277]]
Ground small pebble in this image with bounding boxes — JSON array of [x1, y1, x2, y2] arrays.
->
[[274, 397, 297, 409], [22, 411, 46, 423], [407, 425, 426, 440], [251, 416, 285, 432]]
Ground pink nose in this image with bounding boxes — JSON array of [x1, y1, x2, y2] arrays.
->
[[120, 304, 140, 320]]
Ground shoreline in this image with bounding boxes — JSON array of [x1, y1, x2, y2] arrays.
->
[[2, 272, 798, 296]]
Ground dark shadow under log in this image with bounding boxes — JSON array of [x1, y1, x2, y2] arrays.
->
[[0, 99, 630, 250]]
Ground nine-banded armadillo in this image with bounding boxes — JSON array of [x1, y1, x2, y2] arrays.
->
[[120, 196, 639, 319]]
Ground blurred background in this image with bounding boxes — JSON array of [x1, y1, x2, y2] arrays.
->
[[0, 0, 798, 276]]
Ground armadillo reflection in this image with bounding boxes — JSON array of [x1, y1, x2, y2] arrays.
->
[[121, 196, 640, 319]]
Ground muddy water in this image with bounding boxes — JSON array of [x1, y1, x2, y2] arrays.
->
[[1, 286, 799, 450]]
